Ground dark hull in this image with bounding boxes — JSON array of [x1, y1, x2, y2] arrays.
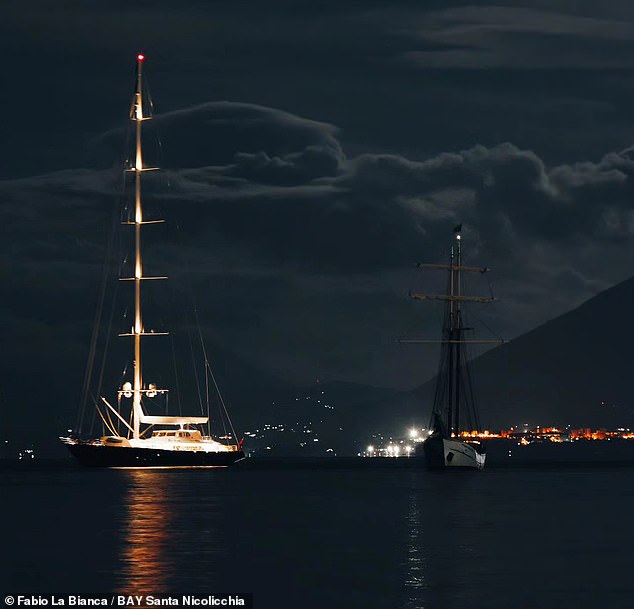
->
[[421, 434, 445, 469], [65, 442, 245, 468]]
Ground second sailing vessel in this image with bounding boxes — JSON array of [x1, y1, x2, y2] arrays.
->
[[410, 225, 495, 470], [61, 55, 244, 467]]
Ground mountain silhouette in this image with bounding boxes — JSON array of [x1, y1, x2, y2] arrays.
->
[[413, 276, 634, 430]]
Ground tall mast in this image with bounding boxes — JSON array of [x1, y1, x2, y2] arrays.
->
[[454, 229, 462, 436], [116, 54, 167, 439], [132, 53, 146, 440], [447, 242, 455, 436], [407, 225, 498, 437]]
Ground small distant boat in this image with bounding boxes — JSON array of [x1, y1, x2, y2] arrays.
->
[[61, 55, 244, 467], [409, 225, 497, 470]]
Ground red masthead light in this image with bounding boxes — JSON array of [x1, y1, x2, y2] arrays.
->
[[137, 54, 145, 62]]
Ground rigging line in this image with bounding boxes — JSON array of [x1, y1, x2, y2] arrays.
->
[[153, 102, 171, 193], [139, 424, 155, 438], [180, 236, 212, 435], [214, 364, 230, 444], [91, 280, 120, 435], [101, 394, 118, 437], [145, 77, 154, 120], [91, 183, 128, 435], [162, 259, 184, 416], [461, 274, 502, 344], [206, 359, 239, 446], [166, 164, 237, 443], [76, 280, 104, 434], [430, 268, 453, 428], [205, 355, 211, 437], [187, 309, 205, 419], [189, 291, 232, 441], [89, 391, 98, 437], [89, 394, 106, 436], [169, 328, 184, 416], [198, 324, 213, 438], [192, 298, 234, 444], [192, 302, 223, 439], [96, 404, 117, 437], [156, 172, 189, 420], [127, 402, 134, 440], [189, 298, 213, 434], [103, 397, 134, 434], [483, 316, 503, 343], [458, 347, 474, 431], [86, 85, 140, 437], [462, 352, 481, 432], [469, 308, 504, 344], [485, 270, 495, 301], [76, 184, 122, 435]]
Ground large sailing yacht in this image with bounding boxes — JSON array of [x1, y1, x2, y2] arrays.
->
[[61, 55, 244, 467], [410, 226, 494, 470]]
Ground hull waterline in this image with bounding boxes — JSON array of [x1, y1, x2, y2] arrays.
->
[[65, 442, 245, 468], [422, 435, 486, 470]]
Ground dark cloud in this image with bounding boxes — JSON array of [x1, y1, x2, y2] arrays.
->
[[401, 7, 634, 69], [95, 102, 344, 170], [7, 0, 634, 184], [5, 1, 634, 452], [3, 100, 634, 398]]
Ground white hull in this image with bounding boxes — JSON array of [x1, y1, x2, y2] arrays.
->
[[443, 439, 486, 469], [424, 435, 486, 470]]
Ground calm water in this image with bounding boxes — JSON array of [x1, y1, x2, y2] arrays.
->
[[2, 461, 633, 609]]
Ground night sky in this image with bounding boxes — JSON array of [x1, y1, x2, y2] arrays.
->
[[4, 0, 634, 446]]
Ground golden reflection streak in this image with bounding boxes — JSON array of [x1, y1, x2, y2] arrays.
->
[[119, 470, 174, 595]]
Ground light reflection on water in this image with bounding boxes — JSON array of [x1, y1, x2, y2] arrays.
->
[[115, 470, 227, 594], [118, 470, 175, 594], [4, 464, 634, 609], [404, 474, 427, 609]]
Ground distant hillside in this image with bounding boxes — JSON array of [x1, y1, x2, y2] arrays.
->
[[414, 276, 634, 429], [17, 277, 634, 458], [239, 379, 402, 456], [203, 341, 296, 429], [181, 277, 634, 448]]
